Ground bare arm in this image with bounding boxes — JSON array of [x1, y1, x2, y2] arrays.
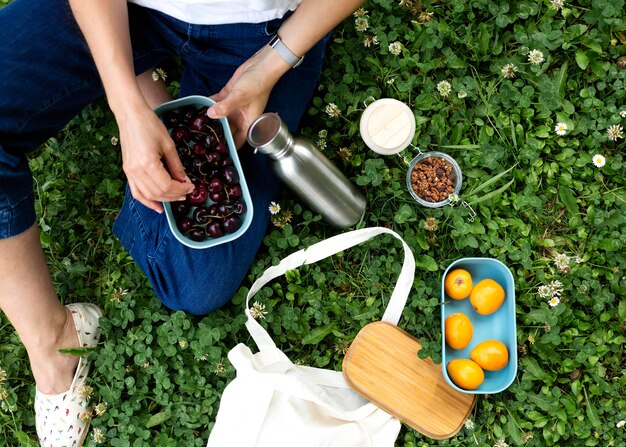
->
[[68, 0, 193, 213], [207, 0, 365, 147]]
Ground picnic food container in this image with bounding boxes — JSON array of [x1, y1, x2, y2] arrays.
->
[[406, 151, 463, 208], [360, 98, 416, 155], [441, 258, 517, 394], [358, 98, 468, 213], [155, 96, 253, 249]]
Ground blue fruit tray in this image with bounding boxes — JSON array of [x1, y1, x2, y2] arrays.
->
[[441, 257, 517, 394], [155, 96, 253, 249]]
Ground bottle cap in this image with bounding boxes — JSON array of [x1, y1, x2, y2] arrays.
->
[[360, 98, 416, 155], [247, 113, 291, 156]]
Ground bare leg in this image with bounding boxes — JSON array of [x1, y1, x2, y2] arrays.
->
[[137, 69, 172, 109], [0, 225, 79, 394]]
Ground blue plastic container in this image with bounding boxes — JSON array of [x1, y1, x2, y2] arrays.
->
[[155, 96, 253, 249], [441, 258, 517, 394]]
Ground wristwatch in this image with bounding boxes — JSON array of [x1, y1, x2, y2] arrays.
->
[[268, 34, 305, 68]]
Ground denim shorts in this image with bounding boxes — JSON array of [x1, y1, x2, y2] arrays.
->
[[0, 0, 329, 314]]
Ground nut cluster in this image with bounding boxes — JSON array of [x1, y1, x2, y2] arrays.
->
[[410, 157, 457, 203]]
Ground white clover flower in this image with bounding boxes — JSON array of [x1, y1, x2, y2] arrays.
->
[[110, 136, 119, 146], [250, 301, 268, 320], [91, 427, 105, 444], [79, 385, 94, 399], [363, 35, 378, 48], [214, 359, 226, 375], [619, 110, 626, 118], [94, 402, 107, 417], [607, 124, 624, 141], [617, 420, 626, 428], [268, 201, 281, 215], [550, 0, 564, 10], [388, 41, 403, 56], [317, 138, 327, 150], [592, 154, 606, 168], [537, 285, 552, 298], [457, 90, 467, 99], [354, 17, 369, 32], [501, 63, 518, 79], [548, 296, 561, 307], [436, 80, 452, 98], [448, 193, 460, 204], [152, 67, 167, 82], [324, 103, 341, 118], [528, 49, 545, 65], [318, 129, 328, 139], [553, 253, 570, 271], [353, 8, 368, 17], [423, 217, 438, 232], [548, 280, 564, 297], [464, 419, 474, 430], [554, 122, 568, 135], [494, 439, 510, 447]]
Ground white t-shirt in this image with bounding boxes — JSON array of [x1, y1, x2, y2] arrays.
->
[[128, 0, 303, 25]]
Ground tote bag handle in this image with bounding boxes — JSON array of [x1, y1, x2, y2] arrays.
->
[[245, 227, 416, 351]]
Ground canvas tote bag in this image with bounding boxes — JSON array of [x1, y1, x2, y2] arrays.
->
[[206, 227, 416, 447]]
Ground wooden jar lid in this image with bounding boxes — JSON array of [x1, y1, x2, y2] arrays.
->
[[360, 99, 416, 155]]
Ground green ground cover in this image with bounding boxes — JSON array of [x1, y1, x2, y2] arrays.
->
[[1, 0, 625, 445]]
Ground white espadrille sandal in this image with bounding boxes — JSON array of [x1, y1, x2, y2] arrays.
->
[[35, 303, 103, 447]]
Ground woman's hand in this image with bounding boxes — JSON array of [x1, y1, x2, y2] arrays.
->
[[117, 102, 194, 213], [207, 46, 290, 148]]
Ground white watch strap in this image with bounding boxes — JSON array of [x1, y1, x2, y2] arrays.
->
[[268, 34, 304, 68]]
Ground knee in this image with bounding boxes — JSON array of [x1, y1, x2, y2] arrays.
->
[[156, 273, 240, 316]]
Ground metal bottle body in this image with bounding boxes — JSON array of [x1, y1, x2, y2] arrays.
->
[[248, 113, 366, 228]]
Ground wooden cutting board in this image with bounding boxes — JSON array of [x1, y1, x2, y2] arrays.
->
[[342, 321, 476, 439]]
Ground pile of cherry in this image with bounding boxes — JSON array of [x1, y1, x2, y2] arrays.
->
[[161, 105, 247, 242]]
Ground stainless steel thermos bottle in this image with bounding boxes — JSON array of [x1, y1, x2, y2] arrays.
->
[[247, 113, 366, 228]]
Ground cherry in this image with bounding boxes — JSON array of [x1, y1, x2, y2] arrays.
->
[[208, 177, 223, 194], [232, 200, 247, 216], [221, 166, 239, 184], [180, 105, 197, 124], [206, 151, 222, 168], [162, 110, 180, 128], [215, 141, 229, 154], [187, 185, 208, 205], [192, 142, 205, 156], [177, 216, 193, 233], [172, 202, 189, 216], [192, 206, 211, 225], [217, 202, 234, 217], [191, 113, 210, 132], [226, 184, 242, 200], [189, 227, 206, 242], [206, 221, 223, 239], [172, 126, 191, 143], [222, 216, 242, 234], [208, 203, 220, 216], [209, 190, 226, 203]]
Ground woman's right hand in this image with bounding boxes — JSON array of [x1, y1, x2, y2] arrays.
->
[[117, 101, 194, 213]]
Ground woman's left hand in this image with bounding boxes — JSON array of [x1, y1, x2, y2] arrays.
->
[[207, 45, 290, 148]]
